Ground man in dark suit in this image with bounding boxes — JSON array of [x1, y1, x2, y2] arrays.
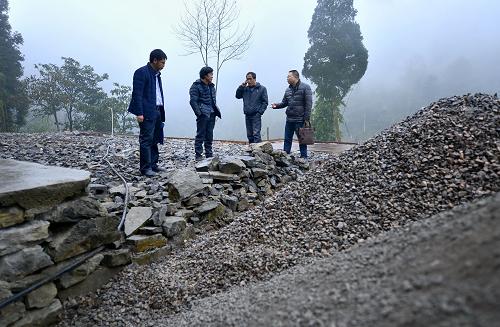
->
[[128, 49, 167, 176]]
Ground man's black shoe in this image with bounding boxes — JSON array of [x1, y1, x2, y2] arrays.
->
[[141, 169, 156, 177], [152, 166, 166, 172]]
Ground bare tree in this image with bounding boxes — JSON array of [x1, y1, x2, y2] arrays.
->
[[175, 0, 253, 91]]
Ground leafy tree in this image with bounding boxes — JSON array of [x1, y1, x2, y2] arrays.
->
[[29, 57, 109, 132], [176, 0, 253, 91], [27, 63, 64, 131], [109, 83, 134, 133], [74, 89, 112, 133], [0, 0, 29, 132], [58, 57, 108, 131], [303, 0, 368, 141]]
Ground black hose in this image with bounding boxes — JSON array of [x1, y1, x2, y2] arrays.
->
[[0, 245, 105, 310], [101, 139, 130, 232], [0, 138, 131, 310]]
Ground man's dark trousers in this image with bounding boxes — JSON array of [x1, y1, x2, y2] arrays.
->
[[195, 112, 216, 157], [284, 120, 307, 158], [139, 109, 163, 173], [245, 113, 262, 143]]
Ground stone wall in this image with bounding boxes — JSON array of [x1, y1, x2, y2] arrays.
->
[[97, 142, 310, 263], [0, 160, 126, 327]]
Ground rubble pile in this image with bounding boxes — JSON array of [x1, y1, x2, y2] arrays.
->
[[56, 93, 499, 326]]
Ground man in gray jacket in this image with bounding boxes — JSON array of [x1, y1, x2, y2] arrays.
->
[[235, 72, 268, 143], [271, 70, 313, 158]]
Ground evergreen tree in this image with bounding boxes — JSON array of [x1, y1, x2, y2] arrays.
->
[[0, 0, 28, 131], [303, 0, 368, 141]]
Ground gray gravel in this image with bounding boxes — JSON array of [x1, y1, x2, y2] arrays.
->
[[1, 93, 499, 326], [53, 93, 499, 326], [0, 134, 331, 187], [164, 192, 500, 327]]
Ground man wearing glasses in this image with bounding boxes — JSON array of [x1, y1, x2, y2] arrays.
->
[[235, 72, 269, 144]]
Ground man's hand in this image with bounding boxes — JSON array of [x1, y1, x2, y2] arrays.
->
[[241, 81, 247, 87], [271, 103, 278, 109], [137, 115, 144, 123]]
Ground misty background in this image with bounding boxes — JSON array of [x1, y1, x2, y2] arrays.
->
[[9, 0, 500, 142]]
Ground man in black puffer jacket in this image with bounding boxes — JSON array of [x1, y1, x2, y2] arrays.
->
[[235, 72, 268, 143], [271, 69, 313, 158], [189, 66, 221, 161]]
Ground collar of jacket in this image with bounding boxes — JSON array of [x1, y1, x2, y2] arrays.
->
[[147, 63, 161, 76], [195, 79, 214, 87], [291, 80, 301, 90]]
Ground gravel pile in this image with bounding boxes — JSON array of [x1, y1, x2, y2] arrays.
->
[[54, 93, 499, 326], [163, 192, 500, 327]]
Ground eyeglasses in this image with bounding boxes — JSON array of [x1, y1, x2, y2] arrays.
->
[[246, 77, 254, 80]]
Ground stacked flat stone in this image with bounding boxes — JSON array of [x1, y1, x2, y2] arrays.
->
[[0, 160, 126, 327]]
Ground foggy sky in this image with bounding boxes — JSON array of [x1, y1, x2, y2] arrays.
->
[[8, 0, 500, 140]]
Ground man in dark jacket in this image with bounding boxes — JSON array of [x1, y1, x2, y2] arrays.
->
[[235, 72, 268, 143], [271, 69, 313, 158], [128, 49, 167, 177], [189, 66, 221, 161]]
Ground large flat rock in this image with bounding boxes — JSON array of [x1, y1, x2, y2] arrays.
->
[[0, 159, 90, 209], [124, 207, 152, 236]]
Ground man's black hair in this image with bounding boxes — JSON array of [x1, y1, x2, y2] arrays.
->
[[289, 70, 300, 79], [246, 72, 256, 79], [199, 66, 214, 79], [150, 49, 167, 62]]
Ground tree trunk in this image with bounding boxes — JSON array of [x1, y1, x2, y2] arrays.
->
[[67, 107, 73, 132], [333, 100, 341, 142], [0, 105, 6, 132], [52, 110, 60, 132]]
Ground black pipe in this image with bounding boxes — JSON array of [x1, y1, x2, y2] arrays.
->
[[0, 245, 105, 310], [0, 139, 131, 311]]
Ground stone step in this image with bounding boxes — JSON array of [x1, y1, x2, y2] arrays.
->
[[126, 234, 167, 253]]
